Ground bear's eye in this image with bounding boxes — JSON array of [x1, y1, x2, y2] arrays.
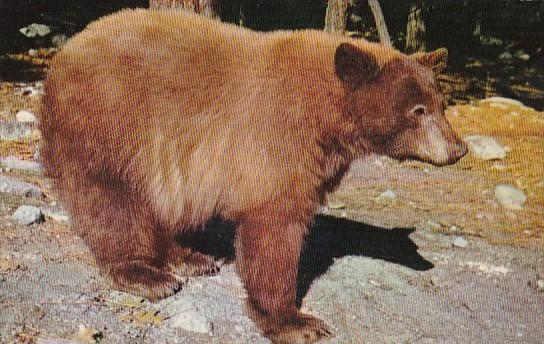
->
[[411, 105, 426, 117]]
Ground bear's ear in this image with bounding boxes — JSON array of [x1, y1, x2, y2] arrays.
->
[[334, 43, 380, 88], [411, 48, 448, 74]]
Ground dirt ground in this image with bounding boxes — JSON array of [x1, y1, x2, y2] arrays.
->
[[0, 79, 543, 344]]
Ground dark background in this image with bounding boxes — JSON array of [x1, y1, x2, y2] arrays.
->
[[1, 0, 543, 108]]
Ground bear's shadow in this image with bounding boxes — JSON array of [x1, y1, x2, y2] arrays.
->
[[179, 215, 433, 306]]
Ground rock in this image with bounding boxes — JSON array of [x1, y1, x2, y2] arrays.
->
[[376, 189, 397, 205], [499, 51, 512, 60], [1, 156, 43, 172], [0, 120, 34, 141], [34, 148, 41, 161], [536, 279, 544, 292], [480, 96, 524, 107], [37, 339, 81, 344], [52, 34, 68, 47], [16, 110, 37, 123], [327, 201, 346, 209], [42, 207, 71, 223], [13, 205, 44, 225], [462, 261, 510, 275], [169, 310, 213, 334], [494, 184, 527, 210], [515, 50, 530, 61], [424, 220, 443, 231], [28, 49, 38, 57], [21, 86, 42, 97], [0, 175, 43, 198], [464, 135, 506, 160], [19, 23, 51, 37], [452, 236, 469, 248]]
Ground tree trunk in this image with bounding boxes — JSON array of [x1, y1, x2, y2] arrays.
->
[[405, 0, 426, 53], [149, 0, 219, 19], [324, 0, 349, 34], [367, 0, 391, 46]]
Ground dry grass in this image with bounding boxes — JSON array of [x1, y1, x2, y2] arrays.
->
[[448, 102, 544, 209]]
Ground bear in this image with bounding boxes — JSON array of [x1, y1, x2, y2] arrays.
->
[[39, 9, 467, 344]]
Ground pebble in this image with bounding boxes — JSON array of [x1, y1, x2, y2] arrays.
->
[[464, 135, 506, 160], [15, 110, 37, 123], [536, 279, 544, 292], [169, 310, 213, 334], [19, 23, 51, 37], [13, 205, 44, 225], [424, 220, 443, 231], [327, 201, 346, 209], [494, 184, 526, 210], [499, 51, 512, 60], [0, 120, 34, 141], [52, 34, 68, 47], [37, 339, 81, 344], [452, 236, 469, 248], [462, 261, 510, 275], [515, 50, 530, 61], [1, 156, 43, 172], [0, 175, 43, 198], [480, 96, 524, 107], [42, 207, 71, 224], [376, 189, 397, 205], [21, 84, 43, 97]]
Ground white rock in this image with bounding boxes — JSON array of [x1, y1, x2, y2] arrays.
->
[[169, 310, 213, 334], [28, 49, 38, 57], [452, 236, 469, 248], [494, 184, 527, 210], [1, 156, 43, 172], [21, 86, 42, 97], [425, 220, 443, 231], [37, 339, 80, 344], [515, 50, 530, 61], [536, 279, 544, 292], [464, 135, 506, 160], [16, 110, 37, 123], [13, 205, 44, 225], [480, 97, 524, 107], [462, 261, 510, 275], [0, 120, 33, 140], [19, 23, 51, 37], [376, 189, 397, 204], [42, 208, 71, 223], [499, 51, 512, 60], [0, 175, 43, 198], [52, 34, 67, 47]]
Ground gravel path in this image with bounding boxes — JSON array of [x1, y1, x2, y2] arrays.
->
[[1, 162, 542, 344]]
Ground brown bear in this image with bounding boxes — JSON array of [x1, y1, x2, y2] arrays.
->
[[40, 9, 467, 344]]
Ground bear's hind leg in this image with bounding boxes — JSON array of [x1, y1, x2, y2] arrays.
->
[[236, 214, 333, 344], [65, 176, 184, 300]]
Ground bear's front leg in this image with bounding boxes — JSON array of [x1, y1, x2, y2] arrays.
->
[[236, 215, 332, 344]]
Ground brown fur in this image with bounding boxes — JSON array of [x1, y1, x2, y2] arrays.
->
[[40, 9, 466, 343]]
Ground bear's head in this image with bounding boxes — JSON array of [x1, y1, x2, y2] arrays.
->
[[334, 43, 467, 166]]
